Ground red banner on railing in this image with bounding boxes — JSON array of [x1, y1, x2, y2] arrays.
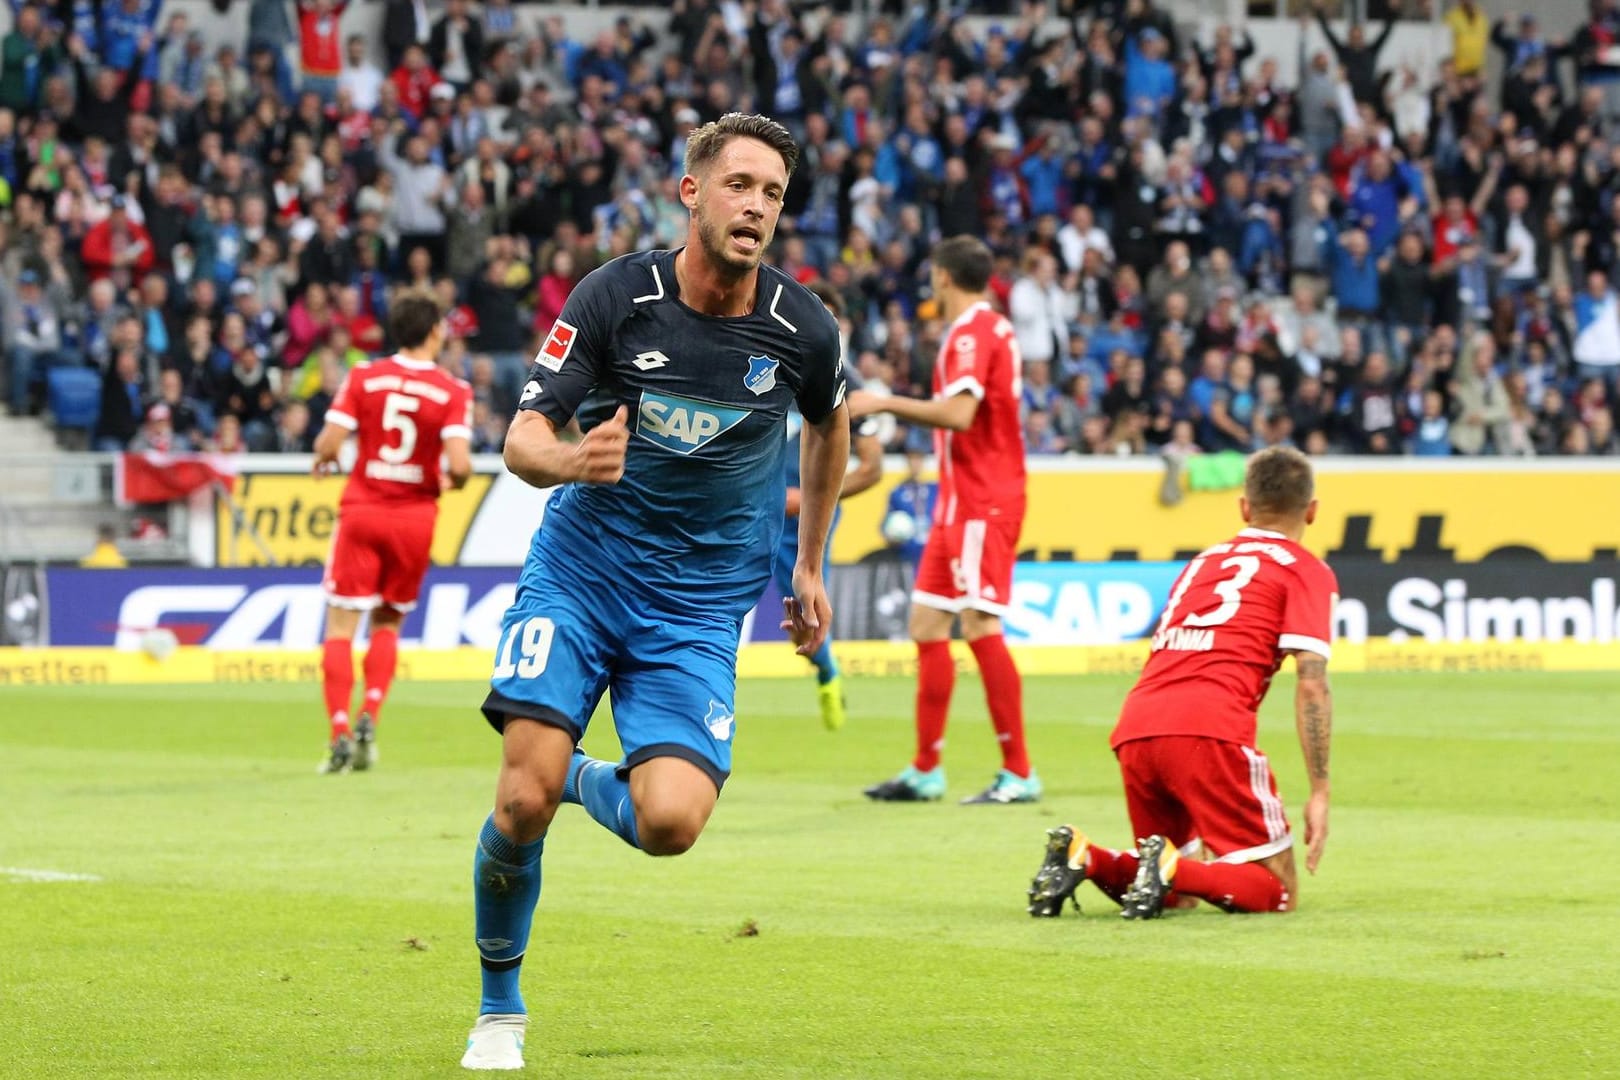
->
[[117, 453, 239, 505]]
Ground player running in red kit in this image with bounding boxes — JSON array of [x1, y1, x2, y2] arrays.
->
[[849, 235, 1040, 805], [1028, 447, 1337, 917], [310, 293, 474, 773]]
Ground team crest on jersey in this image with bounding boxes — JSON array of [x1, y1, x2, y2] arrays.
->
[[636, 390, 750, 455], [536, 320, 578, 372], [743, 354, 780, 396]]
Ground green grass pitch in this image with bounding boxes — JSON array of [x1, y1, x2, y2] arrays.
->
[[2, 672, 1618, 1079]]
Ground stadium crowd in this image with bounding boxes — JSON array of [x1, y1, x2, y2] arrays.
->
[[4, 0, 1620, 458]]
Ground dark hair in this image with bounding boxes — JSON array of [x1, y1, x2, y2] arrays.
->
[[683, 112, 800, 179], [1244, 446, 1315, 516], [930, 235, 994, 293], [804, 279, 845, 319], [389, 293, 442, 350]]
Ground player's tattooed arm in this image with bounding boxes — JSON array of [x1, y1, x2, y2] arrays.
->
[[1294, 651, 1333, 874], [1293, 653, 1333, 790]]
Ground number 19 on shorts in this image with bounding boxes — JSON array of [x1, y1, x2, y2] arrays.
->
[[493, 617, 556, 679]]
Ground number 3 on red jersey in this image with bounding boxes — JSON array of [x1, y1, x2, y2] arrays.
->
[[1150, 535, 1337, 660], [1157, 554, 1260, 633]]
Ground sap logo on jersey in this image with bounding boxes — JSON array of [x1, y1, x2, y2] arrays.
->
[[636, 391, 749, 455]]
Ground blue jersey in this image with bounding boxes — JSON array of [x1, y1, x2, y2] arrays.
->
[[99, 0, 161, 71], [886, 478, 937, 564], [520, 250, 844, 619]]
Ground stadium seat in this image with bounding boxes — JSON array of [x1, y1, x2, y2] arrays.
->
[[47, 367, 103, 433]]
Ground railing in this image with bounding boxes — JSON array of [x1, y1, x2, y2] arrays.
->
[[0, 455, 190, 565]]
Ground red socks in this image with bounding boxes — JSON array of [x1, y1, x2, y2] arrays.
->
[[1082, 844, 1138, 904], [322, 637, 354, 737], [911, 640, 955, 772], [912, 636, 1031, 777], [362, 626, 399, 723], [969, 634, 1030, 778], [1173, 860, 1292, 913], [1081, 841, 1290, 913]]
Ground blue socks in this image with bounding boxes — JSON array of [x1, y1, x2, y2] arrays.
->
[[562, 751, 641, 849], [472, 815, 544, 1016], [473, 755, 641, 1014], [810, 639, 839, 685]]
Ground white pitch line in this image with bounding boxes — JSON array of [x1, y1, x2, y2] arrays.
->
[[0, 867, 103, 883]]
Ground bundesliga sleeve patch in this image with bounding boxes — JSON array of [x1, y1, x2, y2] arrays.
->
[[536, 320, 579, 372]]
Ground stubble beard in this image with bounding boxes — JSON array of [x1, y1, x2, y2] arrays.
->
[[695, 203, 763, 279]]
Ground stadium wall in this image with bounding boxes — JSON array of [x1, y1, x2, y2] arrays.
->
[[5, 457, 1620, 682]]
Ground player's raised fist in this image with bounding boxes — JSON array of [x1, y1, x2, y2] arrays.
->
[[572, 406, 629, 484]]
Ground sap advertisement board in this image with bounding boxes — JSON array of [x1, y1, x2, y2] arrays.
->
[[24, 559, 1620, 651]]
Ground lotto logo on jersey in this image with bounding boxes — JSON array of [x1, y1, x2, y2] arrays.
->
[[536, 320, 578, 372], [636, 391, 750, 455]]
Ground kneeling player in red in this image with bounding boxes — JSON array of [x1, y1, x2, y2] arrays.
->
[[309, 294, 474, 773], [1028, 446, 1336, 917]]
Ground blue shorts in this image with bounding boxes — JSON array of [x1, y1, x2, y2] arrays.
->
[[771, 506, 839, 599], [481, 550, 742, 790]]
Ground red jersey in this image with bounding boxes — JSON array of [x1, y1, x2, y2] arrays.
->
[[934, 302, 1027, 525], [298, 1, 348, 77], [326, 355, 473, 509], [1432, 210, 1480, 266], [392, 66, 442, 120], [1112, 528, 1339, 751]]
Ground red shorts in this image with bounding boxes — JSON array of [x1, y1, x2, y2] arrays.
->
[[322, 503, 436, 613], [912, 514, 1021, 616], [1115, 736, 1293, 863]]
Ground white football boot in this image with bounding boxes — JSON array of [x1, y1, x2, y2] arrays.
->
[[461, 1013, 527, 1071]]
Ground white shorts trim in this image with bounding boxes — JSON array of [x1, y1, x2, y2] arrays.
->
[[1279, 634, 1332, 659], [323, 590, 382, 612], [908, 590, 1011, 618], [325, 409, 358, 430], [912, 590, 963, 613], [1215, 835, 1295, 864], [320, 589, 417, 614], [1243, 746, 1290, 844], [961, 518, 985, 600]]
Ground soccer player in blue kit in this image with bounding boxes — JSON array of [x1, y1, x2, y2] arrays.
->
[[460, 114, 850, 1071], [777, 281, 883, 731]]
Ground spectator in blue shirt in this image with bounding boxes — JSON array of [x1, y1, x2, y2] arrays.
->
[[891, 102, 942, 203], [1325, 227, 1384, 350], [1019, 137, 1067, 220], [99, 0, 162, 73], [884, 447, 937, 567], [1347, 150, 1410, 256], [1410, 389, 1454, 455], [1123, 26, 1175, 120], [1189, 348, 1227, 446]]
